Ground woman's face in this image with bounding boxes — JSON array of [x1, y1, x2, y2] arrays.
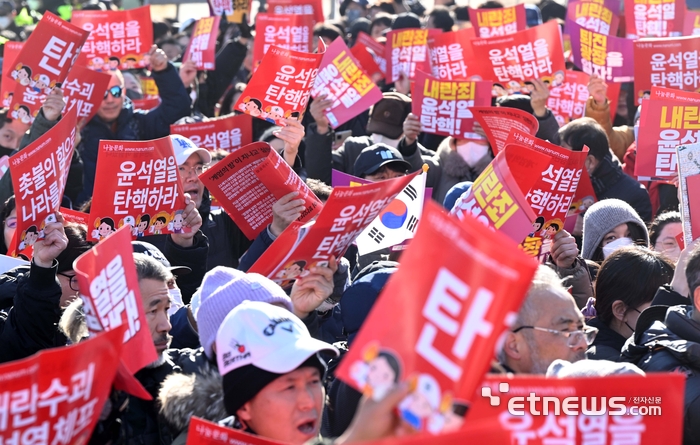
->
[[371, 22, 390, 40], [3, 207, 16, 249], [601, 223, 630, 247], [654, 222, 683, 262]]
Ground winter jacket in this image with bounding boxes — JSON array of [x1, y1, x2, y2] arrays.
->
[[304, 124, 428, 186], [0, 109, 84, 215], [423, 138, 493, 205], [586, 317, 626, 361], [621, 305, 700, 445], [197, 39, 248, 118], [533, 109, 563, 145], [585, 97, 634, 161], [590, 155, 652, 222], [169, 306, 200, 350], [549, 257, 594, 309], [77, 63, 191, 206], [0, 260, 62, 364]]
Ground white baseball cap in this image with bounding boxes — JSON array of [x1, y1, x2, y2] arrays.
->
[[216, 300, 338, 376], [170, 134, 212, 166]]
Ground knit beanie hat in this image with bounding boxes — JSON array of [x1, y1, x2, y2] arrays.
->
[[197, 266, 293, 359], [581, 199, 649, 260]]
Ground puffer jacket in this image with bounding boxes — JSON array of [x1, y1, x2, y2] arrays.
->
[[621, 305, 700, 445]]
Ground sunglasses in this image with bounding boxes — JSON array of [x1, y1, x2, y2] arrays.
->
[[104, 85, 123, 99]]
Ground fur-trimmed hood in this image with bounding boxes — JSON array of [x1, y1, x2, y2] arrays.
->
[[436, 137, 492, 181], [158, 364, 228, 435]]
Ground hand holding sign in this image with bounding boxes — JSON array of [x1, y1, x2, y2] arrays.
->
[[179, 60, 198, 88], [33, 212, 68, 268], [403, 113, 421, 146], [588, 74, 607, 106], [170, 193, 203, 248], [290, 255, 338, 318], [42, 87, 64, 121], [528, 78, 549, 117], [310, 93, 333, 135], [550, 229, 578, 269], [148, 45, 169, 73], [274, 117, 305, 166], [271, 191, 307, 237]]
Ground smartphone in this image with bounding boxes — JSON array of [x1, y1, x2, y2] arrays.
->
[[333, 130, 353, 149]]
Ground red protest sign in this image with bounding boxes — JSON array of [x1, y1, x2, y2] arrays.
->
[[234, 45, 322, 126], [634, 94, 700, 180], [427, 28, 476, 81], [451, 144, 551, 243], [88, 136, 188, 241], [633, 35, 700, 106], [686, 173, 700, 239], [625, 0, 683, 37], [76, 225, 158, 376], [548, 70, 590, 125], [132, 97, 161, 111], [63, 65, 112, 128], [652, 85, 700, 102], [311, 38, 383, 129], [9, 13, 89, 123], [249, 172, 417, 286], [10, 107, 77, 256], [472, 21, 565, 92], [506, 129, 588, 262], [684, 11, 700, 36], [469, 4, 528, 38], [466, 373, 686, 444], [351, 36, 384, 82], [268, 0, 324, 25], [355, 31, 387, 77], [188, 417, 286, 444], [470, 106, 540, 155], [0, 326, 125, 445], [72, 6, 153, 71], [199, 142, 322, 240], [252, 14, 314, 69], [183, 16, 221, 71], [61, 206, 90, 225], [568, 0, 621, 35], [170, 113, 253, 153], [567, 168, 598, 216], [385, 28, 440, 83], [412, 71, 492, 137], [1, 41, 22, 108], [335, 201, 537, 434]]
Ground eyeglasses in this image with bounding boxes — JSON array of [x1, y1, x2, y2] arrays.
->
[[104, 85, 123, 99], [58, 272, 79, 292], [512, 325, 598, 347], [4, 217, 16, 229], [179, 164, 206, 177]]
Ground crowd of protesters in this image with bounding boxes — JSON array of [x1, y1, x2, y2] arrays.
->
[[0, 0, 699, 443]]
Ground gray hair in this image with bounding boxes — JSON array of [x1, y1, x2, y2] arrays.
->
[[133, 253, 172, 283], [59, 298, 88, 344]]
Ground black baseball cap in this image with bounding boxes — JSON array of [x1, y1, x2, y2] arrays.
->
[[132, 241, 191, 275], [353, 143, 411, 177]]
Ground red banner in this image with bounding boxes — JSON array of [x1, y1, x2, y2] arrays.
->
[[355, 31, 386, 77], [633, 35, 700, 105], [506, 129, 588, 261], [465, 373, 686, 444], [88, 136, 189, 241], [252, 14, 314, 70], [0, 326, 125, 445], [248, 172, 417, 286], [63, 65, 112, 128], [170, 114, 253, 153], [1, 41, 22, 108], [209, 0, 233, 17], [548, 70, 590, 125], [625, 0, 683, 37], [469, 4, 528, 38], [470, 106, 540, 155], [9, 13, 89, 123], [568, 0, 620, 35], [183, 16, 221, 71], [451, 144, 550, 243], [385, 28, 440, 83], [10, 107, 77, 256], [268, 0, 324, 24], [188, 417, 286, 444], [683, 11, 700, 36], [310, 38, 383, 129], [72, 6, 154, 71], [351, 35, 384, 82], [132, 97, 161, 111], [76, 225, 158, 376], [199, 142, 322, 240], [427, 28, 476, 81], [471, 21, 566, 91], [412, 71, 492, 137], [335, 201, 537, 434], [635, 91, 700, 180], [234, 45, 322, 126], [60, 206, 90, 225]]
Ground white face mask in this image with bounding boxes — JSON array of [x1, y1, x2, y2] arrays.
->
[[0, 17, 11, 30], [456, 140, 489, 167], [168, 287, 184, 317], [602, 236, 634, 259], [371, 134, 401, 149]]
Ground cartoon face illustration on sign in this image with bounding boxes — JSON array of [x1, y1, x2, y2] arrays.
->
[[349, 343, 402, 401]]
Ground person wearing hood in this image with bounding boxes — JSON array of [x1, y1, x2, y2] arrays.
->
[[621, 244, 700, 445], [76, 45, 192, 207]]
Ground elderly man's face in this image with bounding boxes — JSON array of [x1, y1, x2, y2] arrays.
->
[[97, 73, 124, 123]]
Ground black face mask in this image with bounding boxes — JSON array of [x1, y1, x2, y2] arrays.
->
[[0, 145, 15, 158], [125, 89, 143, 100]]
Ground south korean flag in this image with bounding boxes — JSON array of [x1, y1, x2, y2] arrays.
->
[[356, 172, 427, 255]]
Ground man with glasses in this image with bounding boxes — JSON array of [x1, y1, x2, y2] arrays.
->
[[498, 266, 597, 374], [76, 45, 192, 207]]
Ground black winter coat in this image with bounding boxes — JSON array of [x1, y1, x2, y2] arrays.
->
[[591, 155, 652, 222], [586, 317, 626, 361]]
